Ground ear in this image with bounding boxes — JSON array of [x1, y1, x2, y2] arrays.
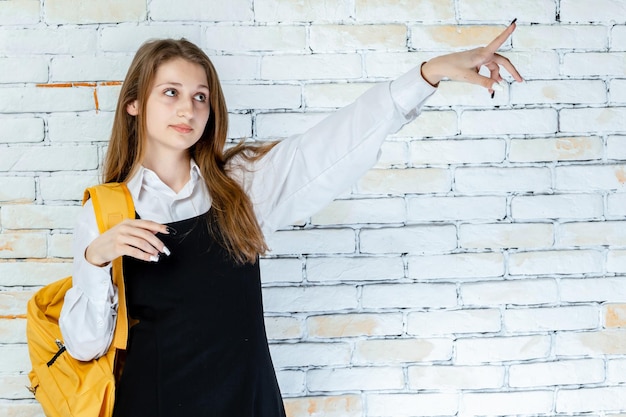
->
[[126, 100, 139, 116]]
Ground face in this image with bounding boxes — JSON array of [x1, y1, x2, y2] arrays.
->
[[127, 57, 211, 157]]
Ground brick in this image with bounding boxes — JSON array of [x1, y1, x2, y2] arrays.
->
[[409, 139, 505, 165], [49, 114, 114, 143], [461, 109, 558, 136], [512, 194, 603, 220], [0, 86, 96, 113], [0, 261, 71, 287], [0, 0, 39, 25], [0, 374, 32, 399], [454, 167, 552, 193], [354, 338, 453, 364], [461, 390, 554, 416], [0, 118, 44, 144], [510, 136, 603, 162], [261, 54, 362, 81], [458, 0, 556, 23], [501, 51, 560, 78], [0, 28, 97, 55], [515, 24, 607, 49], [283, 395, 362, 417], [557, 386, 626, 413], [608, 193, 626, 216], [255, 0, 352, 23], [99, 25, 201, 52], [205, 26, 306, 53], [455, 335, 551, 365], [559, 221, 626, 246], [460, 223, 553, 249], [313, 198, 405, 226], [0, 318, 26, 344], [0, 177, 35, 203], [407, 309, 501, 336], [563, 53, 626, 76], [610, 80, 626, 104], [0, 232, 47, 259], [366, 393, 458, 417], [1, 205, 81, 230], [308, 367, 404, 391], [608, 250, 626, 273], [356, 168, 451, 195], [407, 252, 504, 279], [361, 283, 457, 309], [262, 285, 357, 313], [269, 342, 351, 368], [410, 25, 511, 51], [264, 316, 302, 340], [509, 250, 603, 275], [151, 0, 251, 21], [0, 291, 31, 316], [605, 304, 626, 328], [306, 256, 404, 282], [375, 141, 408, 168], [359, 225, 456, 254], [96, 85, 122, 112], [40, 175, 99, 201], [394, 110, 458, 138], [504, 305, 598, 332], [355, 0, 455, 22], [556, 165, 626, 191], [0, 57, 47, 83], [0, 146, 98, 172], [408, 365, 504, 390], [365, 51, 436, 79], [511, 80, 606, 105], [607, 359, 626, 383], [425, 80, 509, 107], [307, 313, 403, 338], [561, 107, 626, 133], [304, 82, 371, 109], [50, 56, 131, 82], [259, 257, 303, 283], [407, 196, 506, 222], [612, 26, 626, 51], [48, 233, 73, 258], [209, 55, 259, 82], [222, 84, 301, 111], [556, 330, 626, 356], [561, 0, 626, 23], [45, 0, 145, 24], [0, 403, 43, 416], [461, 278, 559, 306], [266, 229, 354, 256], [276, 370, 305, 395], [607, 136, 626, 159], [561, 278, 626, 303], [311, 24, 406, 52], [255, 112, 329, 139], [510, 359, 604, 388], [227, 113, 253, 140]]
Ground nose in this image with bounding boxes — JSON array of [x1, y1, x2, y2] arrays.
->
[[177, 97, 193, 118]]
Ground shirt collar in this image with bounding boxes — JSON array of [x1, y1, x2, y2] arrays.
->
[[126, 159, 204, 201]]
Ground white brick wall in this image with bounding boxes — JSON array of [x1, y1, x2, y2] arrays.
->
[[2, 1, 626, 417]]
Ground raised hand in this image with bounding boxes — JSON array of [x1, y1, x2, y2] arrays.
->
[[421, 19, 523, 94]]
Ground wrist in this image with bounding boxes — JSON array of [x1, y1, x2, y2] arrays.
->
[[420, 61, 441, 88]]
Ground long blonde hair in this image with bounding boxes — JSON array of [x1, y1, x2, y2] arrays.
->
[[103, 38, 274, 264]]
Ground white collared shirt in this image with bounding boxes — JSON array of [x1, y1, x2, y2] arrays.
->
[[59, 65, 437, 360]]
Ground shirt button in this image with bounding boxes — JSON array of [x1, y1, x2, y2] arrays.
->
[[96, 320, 104, 327]]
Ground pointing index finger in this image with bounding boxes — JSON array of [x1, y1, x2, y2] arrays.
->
[[485, 19, 517, 54]]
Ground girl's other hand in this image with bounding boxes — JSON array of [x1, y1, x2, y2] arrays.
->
[[421, 19, 523, 94], [85, 219, 170, 266]]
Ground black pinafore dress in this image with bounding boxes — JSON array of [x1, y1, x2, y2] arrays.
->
[[112, 212, 286, 417]]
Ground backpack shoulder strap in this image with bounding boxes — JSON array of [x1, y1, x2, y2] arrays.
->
[[83, 182, 134, 351]]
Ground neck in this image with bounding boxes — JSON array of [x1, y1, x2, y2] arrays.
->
[[142, 150, 191, 193]]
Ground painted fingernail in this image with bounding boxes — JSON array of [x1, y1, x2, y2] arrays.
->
[[166, 227, 177, 235], [492, 82, 504, 92], [150, 255, 159, 262], [491, 91, 495, 99], [510, 18, 517, 25], [162, 246, 171, 256]]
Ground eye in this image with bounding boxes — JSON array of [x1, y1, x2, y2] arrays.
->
[[194, 92, 208, 102], [164, 88, 177, 97]]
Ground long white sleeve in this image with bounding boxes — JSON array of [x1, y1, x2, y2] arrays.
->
[[58, 64, 436, 361]]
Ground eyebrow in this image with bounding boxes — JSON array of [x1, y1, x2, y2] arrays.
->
[[155, 81, 210, 90]]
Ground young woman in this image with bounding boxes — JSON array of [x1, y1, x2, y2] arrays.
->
[[59, 22, 522, 417]]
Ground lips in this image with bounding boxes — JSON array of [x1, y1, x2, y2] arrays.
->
[[171, 124, 193, 133]]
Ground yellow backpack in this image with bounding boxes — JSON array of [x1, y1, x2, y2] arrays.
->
[[26, 183, 133, 417]]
